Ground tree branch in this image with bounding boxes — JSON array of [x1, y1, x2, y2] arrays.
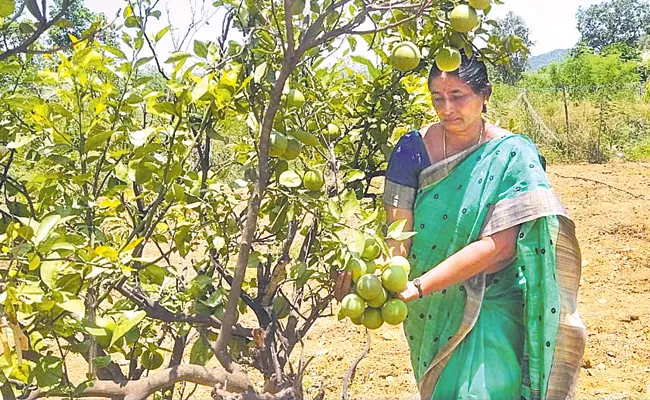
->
[[25, 365, 252, 400], [0, 0, 71, 62], [283, 0, 295, 56], [116, 282, 253, 340]]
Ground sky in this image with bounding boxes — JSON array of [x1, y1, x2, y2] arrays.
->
[[86, 0, 606, 58]]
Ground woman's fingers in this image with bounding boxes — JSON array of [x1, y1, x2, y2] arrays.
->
[[334, 270, 350, 301]]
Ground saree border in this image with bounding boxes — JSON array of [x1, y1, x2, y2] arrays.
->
[[481, 188, 569, 237], [546, 216, 586, 400], [418, 189, 585, 400], [418, 142, 484, 189], [384, 179, 417, 209]]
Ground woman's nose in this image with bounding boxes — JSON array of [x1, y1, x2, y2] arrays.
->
[[435, 98, 454, 116]]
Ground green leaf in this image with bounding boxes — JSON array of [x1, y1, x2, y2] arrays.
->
[[351, 55, 378, 78], [110, 310, 146, 347], [0, 0, 15, 18], [85, 131, 113, 152], [192, 75, 211, 103], [40, 260, 61, 290], [83, 326, 108, 337], [28, 254, 41, 270], [34, 355, 63, 389], [345, 169, 365, 183], [155, 26, 170, 42], [19, 22, 34, 34], [165, 51, 191, 64], [342, 190, 360, 219], [129, 127, 155, 147], [254, 62, 267, 83], [279, 170, 302, 188], [174, 224, 192, 257], [386, 219, 417, 241], [143, 265, 166, 285], [190, 336, 214, 366], [360, 208, 379, 226], [104, 45, 126, 59], [386, 219, 406, 239], [93, 355, 112, 369], [347, 230, 366, 256], [135, 57, 153, 68], [194, 40, 208, 58], [59, 299, 85, 318], [35, 214, 61, 245], [125, 15, 140, 28], [327, 199, 341, 220]]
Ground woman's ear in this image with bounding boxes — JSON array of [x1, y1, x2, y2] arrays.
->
[[484, 84, 493, 102], [482, 85, 492, 113]]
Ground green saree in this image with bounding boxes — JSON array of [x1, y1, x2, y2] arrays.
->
[[383, 132, 586, 400]]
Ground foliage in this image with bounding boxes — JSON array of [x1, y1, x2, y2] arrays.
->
[[0, 0, 522, 399], [490, 11, 533, 84], [525, 47, 640, 100], [47, 0, 117, 48], [576, 0, 650, 51]]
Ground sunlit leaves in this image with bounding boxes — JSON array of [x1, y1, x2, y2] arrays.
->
[[0, 0, 15, 18]]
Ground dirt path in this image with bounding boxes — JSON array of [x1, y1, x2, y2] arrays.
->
[[300, 161, 650, 400]]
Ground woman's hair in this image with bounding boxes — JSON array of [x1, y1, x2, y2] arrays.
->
[[428, 50, 492, 97]]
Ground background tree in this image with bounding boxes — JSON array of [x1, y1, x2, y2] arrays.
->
[[47, 0, 117, 47], [576, 0, 650, 52], [490, 11, 534, 84]]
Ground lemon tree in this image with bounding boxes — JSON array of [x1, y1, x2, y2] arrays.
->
[[0, 0, 522, 398]]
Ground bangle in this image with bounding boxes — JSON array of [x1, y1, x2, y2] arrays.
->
[[413, 277, 424, 299]]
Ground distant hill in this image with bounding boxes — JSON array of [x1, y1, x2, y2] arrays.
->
[[527, 49, 569, 71]]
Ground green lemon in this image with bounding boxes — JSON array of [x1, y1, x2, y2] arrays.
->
[[282, 136, 302, 160], [469, 0, 490, 10], [361, 307, 384, 330], [435, 47, 462, 72], [366, 287, 388, 308], [356, 274, 383, 301], [341, 293, 366, 319], [303, 170, 325, 191], [382, 265, 408, 293], [390, 41, 421, 72], [450, 5, 479, 33], [286, 89, 305, 108], [270, 132, 288, 157], [381, 299, 408, 325]]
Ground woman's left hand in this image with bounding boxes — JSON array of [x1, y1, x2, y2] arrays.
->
[[395, 281, 419, 302]]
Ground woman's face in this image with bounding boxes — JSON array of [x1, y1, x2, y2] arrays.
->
[[429, 73, 487, 135]]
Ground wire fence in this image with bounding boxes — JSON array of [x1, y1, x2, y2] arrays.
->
[[490, 83, 650, 163]]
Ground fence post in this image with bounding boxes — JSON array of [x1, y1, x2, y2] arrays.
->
[[562, 86, 570, 135]]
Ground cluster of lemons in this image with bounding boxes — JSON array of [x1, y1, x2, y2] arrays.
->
[[340, 238, 413, 330], [390, 0, 491, 73]]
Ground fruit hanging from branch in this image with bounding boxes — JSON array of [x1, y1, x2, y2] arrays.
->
[[390, 41, 422, 72]]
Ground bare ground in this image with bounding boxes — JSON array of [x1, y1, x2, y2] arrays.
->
[[59, 162, 650, 400]]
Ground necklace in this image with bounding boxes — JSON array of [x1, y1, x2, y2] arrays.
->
[[443, 120, 484, 160]]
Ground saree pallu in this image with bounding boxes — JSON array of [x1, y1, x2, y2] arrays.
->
[[383, 132, 586, 400]]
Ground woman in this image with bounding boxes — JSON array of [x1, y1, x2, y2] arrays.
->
[[381, 54, 586, 399]]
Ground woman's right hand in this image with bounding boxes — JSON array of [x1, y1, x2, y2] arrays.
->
[[333, 269, 353, 301]]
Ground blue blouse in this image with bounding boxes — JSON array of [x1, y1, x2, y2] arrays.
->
[[384, 130, 431, 209]]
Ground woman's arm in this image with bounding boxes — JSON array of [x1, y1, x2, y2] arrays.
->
[[385, 205, 414, 258], [396, 225, 520, 302]]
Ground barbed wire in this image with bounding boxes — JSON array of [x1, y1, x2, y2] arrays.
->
[[505, 81, 646, 93]]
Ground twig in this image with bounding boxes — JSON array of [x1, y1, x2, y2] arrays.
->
[[342, 328, 371, 400], [0, 0, 70, 62], [551, 172, 647, 200]]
